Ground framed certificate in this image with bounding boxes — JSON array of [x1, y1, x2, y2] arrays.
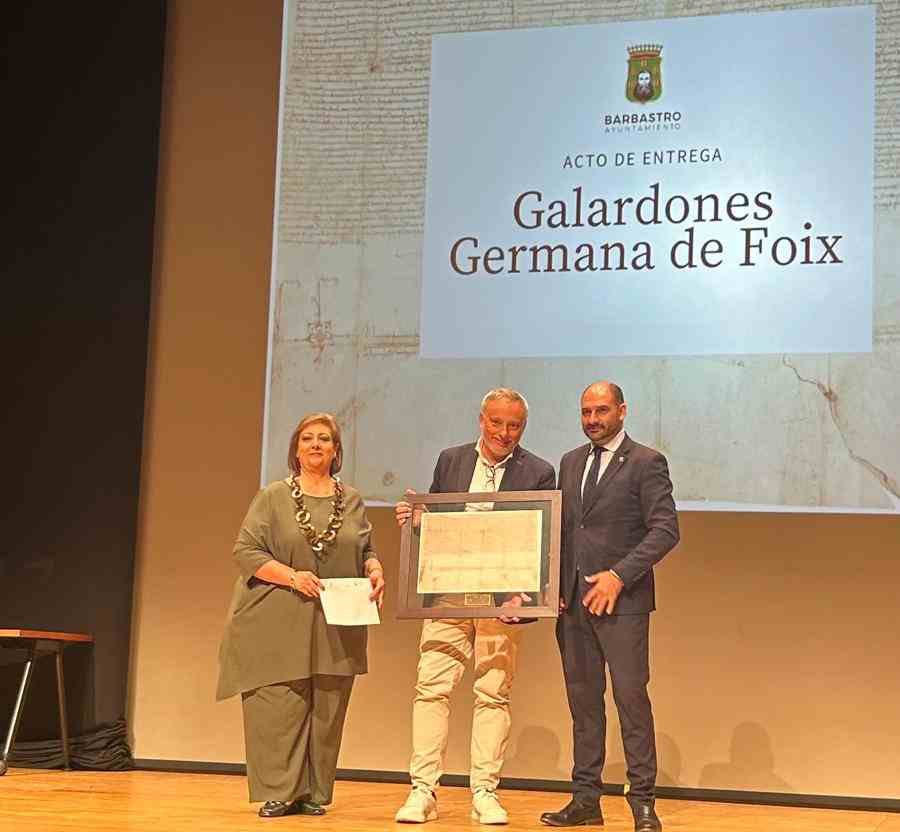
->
[[397, 490, 561, 619]]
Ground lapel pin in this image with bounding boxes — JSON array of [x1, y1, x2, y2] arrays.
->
[[619, 456, 625, 463]]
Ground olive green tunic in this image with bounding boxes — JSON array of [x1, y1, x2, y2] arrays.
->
[[216, 479, 374, 700]]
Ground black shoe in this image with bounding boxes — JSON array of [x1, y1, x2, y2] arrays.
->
[[540, 798, 604, 826], [298, 801, 326, 816], [632, 803, 661, 832], [258, 800, 300, 817]]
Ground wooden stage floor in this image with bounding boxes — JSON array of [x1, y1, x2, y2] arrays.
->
[[1, 768, 898, 832]]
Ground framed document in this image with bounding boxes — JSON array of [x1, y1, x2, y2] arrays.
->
[[397, 490, 561, 619]]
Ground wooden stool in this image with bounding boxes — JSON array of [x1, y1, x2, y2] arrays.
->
[[0, 630, 93, 776]]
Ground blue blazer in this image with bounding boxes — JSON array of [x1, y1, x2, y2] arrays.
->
[[558, 434, 679, 614], [429, 442, 556, 494]]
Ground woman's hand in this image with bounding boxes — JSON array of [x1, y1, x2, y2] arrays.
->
[[367, 568, 385, 609], [291, 570, 323, 598]]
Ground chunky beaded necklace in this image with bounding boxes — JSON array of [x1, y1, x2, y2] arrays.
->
[[288, 475, 344, 559]]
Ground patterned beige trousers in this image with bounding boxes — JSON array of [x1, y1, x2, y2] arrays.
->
[[409, 616, 521, 792]]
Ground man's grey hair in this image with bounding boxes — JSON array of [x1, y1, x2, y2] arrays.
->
[[480, 387, 529, 417]]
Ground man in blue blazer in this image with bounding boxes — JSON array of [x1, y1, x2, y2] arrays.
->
[[395, 388, 555, 826], [541, 381, 679, 832]]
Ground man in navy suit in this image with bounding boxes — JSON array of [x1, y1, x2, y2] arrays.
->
[[395, 388, 555, 826], [541, 381, 679, 832]]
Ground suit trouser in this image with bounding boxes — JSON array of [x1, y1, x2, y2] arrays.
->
[[241, 675, 354, 804], [556, 602, 656, 805], [410, 617, 521, 793]]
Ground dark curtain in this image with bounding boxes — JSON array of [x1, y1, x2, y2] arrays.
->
[[0, 1, 166, 762]]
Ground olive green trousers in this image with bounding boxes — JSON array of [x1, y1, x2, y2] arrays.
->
[[241, 675, 354, 804]]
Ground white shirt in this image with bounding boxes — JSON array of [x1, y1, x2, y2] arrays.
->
[[580, 426, 626, 496], [466, 438, 513, 511], [578, 427, 627, 584]]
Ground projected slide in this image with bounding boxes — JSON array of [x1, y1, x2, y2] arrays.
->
[[421, 10, 872, 359], [264, 1, 898, 513]]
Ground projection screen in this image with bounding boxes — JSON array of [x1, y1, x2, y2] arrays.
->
[[262, 1, 897, 514]]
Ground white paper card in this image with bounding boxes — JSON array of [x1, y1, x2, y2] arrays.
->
[[319, 578, 380, 626]]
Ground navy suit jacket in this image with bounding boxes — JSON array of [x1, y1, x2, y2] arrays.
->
[[426, 441, 556, 613], [558, 434, 679, 614], [429, 442, 556, 495]]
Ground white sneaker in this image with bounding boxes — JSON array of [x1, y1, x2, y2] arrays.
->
[[395, 787, 438, 823], [471, 789, 509, 825]]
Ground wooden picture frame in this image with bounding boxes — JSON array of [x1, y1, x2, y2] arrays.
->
[[397, 490, 562, 619]]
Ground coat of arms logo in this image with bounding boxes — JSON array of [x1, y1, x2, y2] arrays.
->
[[626, 43, 663, 104]]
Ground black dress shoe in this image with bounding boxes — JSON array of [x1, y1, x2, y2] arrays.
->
[[540, 798, 604, 826], [632, 803, 661, 832], [258, 800, 300, 817], [297, 801, 326, 816]]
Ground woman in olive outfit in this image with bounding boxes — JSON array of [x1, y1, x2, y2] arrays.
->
[[217, 413, 385, 818]]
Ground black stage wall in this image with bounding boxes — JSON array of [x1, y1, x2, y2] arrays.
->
[[0, 1, 167, 756]]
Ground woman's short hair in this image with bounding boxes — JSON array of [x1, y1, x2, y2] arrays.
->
[[287, 412, 343, 476]]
